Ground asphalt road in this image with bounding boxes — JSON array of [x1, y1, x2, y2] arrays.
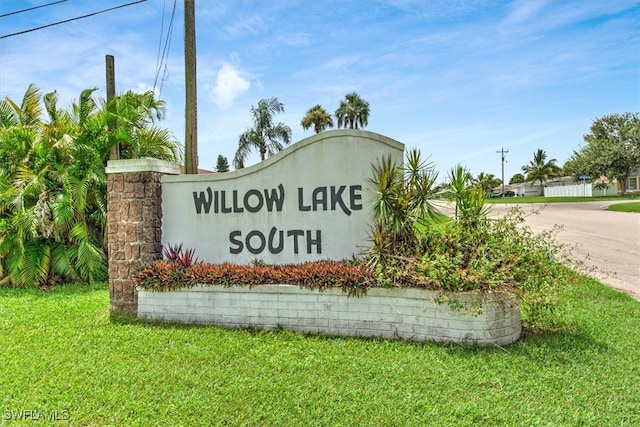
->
[[487, 201, 640, 301]]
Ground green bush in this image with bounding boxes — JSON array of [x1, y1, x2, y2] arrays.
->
[[367, 151, 577, 332], [0, 85, 180, 288]]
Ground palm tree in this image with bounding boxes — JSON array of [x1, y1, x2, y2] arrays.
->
[[0, 83, 43, 128], [301, 104, 334, 134], [472, 172, 501, 194], [103, 90, 180, 162], [521, 149, 561, 186], [234, 98, 292, 169], [0, 85, 180, 288], [335, 92, 370, 129], [0, 87, 105, 287]]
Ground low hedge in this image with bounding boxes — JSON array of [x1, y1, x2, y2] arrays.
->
[[134, 260, 375, 296]]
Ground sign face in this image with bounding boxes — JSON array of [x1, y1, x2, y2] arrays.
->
[[161, 130, 404, 264]]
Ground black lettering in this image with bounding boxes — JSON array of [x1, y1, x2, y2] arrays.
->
[[264, 184, 285, 212], [350, 185, 362, 211], [306, 230, 322, 254], [229, 231, 243, 254], [193, 187, 213, 214], [244, 189, 264, 213], [287, 229, 304, 254], [220, 190, 232, 213], [330, 185, 351, 215], [232, 190, 244, 213], [246, 230, 266, 254], [312, 187, 327, 211], [268, 226, 284, 254], [298, 187, 311, 211]]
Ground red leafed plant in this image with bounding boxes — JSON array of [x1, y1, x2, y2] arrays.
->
[[163, 243, 198, 268], [133, 245, 375, 295]]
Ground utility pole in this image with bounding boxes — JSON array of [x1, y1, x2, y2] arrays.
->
[[497, 148, 508, 196], [106, 54, 119, 160], [184, 0, 198, 174]]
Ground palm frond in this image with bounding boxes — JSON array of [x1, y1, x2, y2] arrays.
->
[[14, 240, 51, 287]]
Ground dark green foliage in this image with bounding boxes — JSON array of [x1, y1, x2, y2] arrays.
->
[[367, 148, 439, 276], [215, 154, 230, 172], [367, 152, 576, 332], [509, 172, 525, 184], [0, 85, 179, 288], [472, 172, 502, 194], [564, 112, 640, 194]]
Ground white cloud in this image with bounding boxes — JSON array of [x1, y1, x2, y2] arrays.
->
[[211, 63, 250, 109], [505, 0, 548, 25], [222, 14, 264, 37]]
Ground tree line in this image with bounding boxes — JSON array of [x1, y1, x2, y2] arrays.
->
[[222, 93, 638, 198]]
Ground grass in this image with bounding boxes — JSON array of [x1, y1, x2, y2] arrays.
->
[[487, 194, 640, 204], [1, 280, 639, 426], [607, 202, 640, 213]]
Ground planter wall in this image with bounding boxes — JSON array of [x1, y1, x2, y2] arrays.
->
[[138, 285, 521, 345]]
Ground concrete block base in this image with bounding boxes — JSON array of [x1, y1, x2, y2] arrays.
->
[[138, 285, 521, 345]]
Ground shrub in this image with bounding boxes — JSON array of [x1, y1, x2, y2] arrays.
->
[[367, 152, 577, 332], [0, 85, 180, 288], [134, 256, 374, 296]]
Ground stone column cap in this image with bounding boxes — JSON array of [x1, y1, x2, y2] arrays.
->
[[106, 158, 181, 175]]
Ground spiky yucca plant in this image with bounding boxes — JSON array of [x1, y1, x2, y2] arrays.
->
[[367, 148, 438, 275]]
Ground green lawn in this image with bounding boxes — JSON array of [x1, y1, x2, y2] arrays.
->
[[487, 194, 640, 204], [1, 281, 639, 426], [607, 202, 640, 213]]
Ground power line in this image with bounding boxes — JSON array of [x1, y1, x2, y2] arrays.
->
[[0, 0, 148, 39], [0, 0, 68, 19], [154, 0, 170, 91], [153, 0, 177, 97]]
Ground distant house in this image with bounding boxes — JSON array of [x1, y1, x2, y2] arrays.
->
[[512, 181, 543, 197], [622, 166, 640, 194]]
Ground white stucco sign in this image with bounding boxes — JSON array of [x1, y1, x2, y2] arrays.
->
[[161, 130, 404, 264]]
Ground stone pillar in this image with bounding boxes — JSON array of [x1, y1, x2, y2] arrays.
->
[[105, 159, 180, 314]]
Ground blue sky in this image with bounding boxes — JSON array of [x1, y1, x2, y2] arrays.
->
[[1, 0, 638, 182]]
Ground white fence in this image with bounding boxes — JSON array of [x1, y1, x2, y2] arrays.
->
[[544, 183, 617, 197]]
